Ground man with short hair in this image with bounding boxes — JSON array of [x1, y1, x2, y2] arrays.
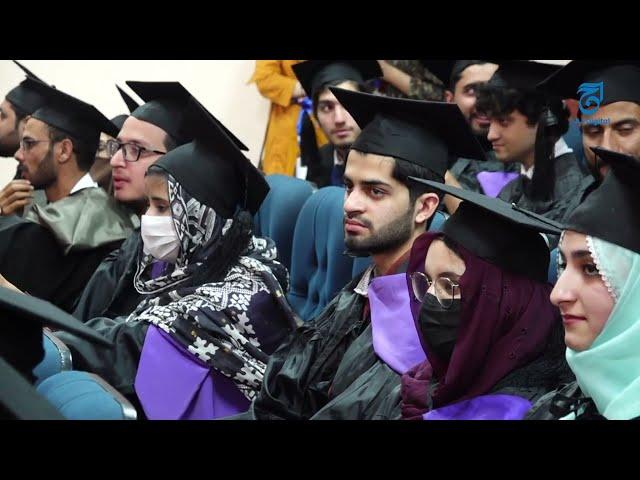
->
[[474, 61, 586, 223], [293, 60, 382, 188], [0, 61, 50, 216], [0, 78, 136, 311], [242, 89, 486, 420], [72, 81, 248, 321], [540, 60, 640, 208]]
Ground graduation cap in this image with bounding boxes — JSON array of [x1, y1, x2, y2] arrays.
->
[[409, 178, 562, 282], [488, 60, 562, 91], [0, 356, 65, 420], [26, 78, 119, 154], [126, 81, 248, 151], [4, 60, 50, 115], [292, 60, 382, 99], [110, 85, 141, 132], [151, 97, 268, 217], [538, 60, 640, 106], [0, 288, 112, 346], [117, 84, 139, 113], [419, 60, 496, 90], [564, 147, 640, 254], [330, 87, 486, 179], [0, 287, 112, 384]]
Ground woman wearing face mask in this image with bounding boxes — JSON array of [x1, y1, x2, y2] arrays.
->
[[527, 148, 640, 420], [54, 100, 298, 419], [397, 179, 574, 420]]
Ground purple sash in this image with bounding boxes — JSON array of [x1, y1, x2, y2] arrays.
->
[[369, 273, 427, 374], [423, 394, 532, 420], [135, 325, 250, 420], [477, 171, 520, 198]]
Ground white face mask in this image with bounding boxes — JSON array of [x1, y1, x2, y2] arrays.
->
[[141, 215, 181, 263]]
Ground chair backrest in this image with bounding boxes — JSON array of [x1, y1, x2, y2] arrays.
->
[[287, 187, 357, 321], [33, 328, 72, 386], [253, 174, 314, 272], [36, 371, 137, 420]]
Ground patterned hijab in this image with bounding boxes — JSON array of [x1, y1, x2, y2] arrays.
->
[[129, 174, 296, 400]]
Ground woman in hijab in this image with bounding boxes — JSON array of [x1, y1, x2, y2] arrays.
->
[[55, 99, 298, 419], [398, 180, 573, 420], [527, 148, 640, 420]]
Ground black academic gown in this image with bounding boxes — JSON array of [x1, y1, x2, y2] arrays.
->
[[247, 268, 404, 420], [306, 144, 335, 189], [561, 174, 599, 221], [449, 151, 519, 194], [497, 152, 587, 223], [310, 323, 402, 420], [72, 230, 144, 322], [0, 215, 120, 312]]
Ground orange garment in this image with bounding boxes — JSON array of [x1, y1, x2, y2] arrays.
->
[[250, 60, 327, 176]]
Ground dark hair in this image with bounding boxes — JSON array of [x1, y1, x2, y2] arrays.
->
[[12, 104, 28, 130], [475, 84, 570, 200], [47, 125, 96, 172], [391, 157, 445, 231], [312, 79, 371, 118], [449, 60, 490, 91]]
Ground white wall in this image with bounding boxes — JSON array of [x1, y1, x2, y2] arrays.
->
[[0, 60, 271, 186]]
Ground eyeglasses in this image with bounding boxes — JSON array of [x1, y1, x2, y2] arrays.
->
[[410, 271, 460, 309], [19, 138, 51, 152], [106, 139, 166, 162]]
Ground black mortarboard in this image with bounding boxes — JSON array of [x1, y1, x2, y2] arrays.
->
[[0, 287, 112, 384], [5, 61, 50, 115], [564, 147, 640, 254], [152, 98, 268, 217], [26, 78, 118, 154], [409, 179, 562, 282], [110, 85, 141, 132], [488, 60, 562, 91], [126, 81, 248, 150], [538, 60, 640, 107], [330, 87, 486, 179], [419, 60, 496, 90], [292, 60, 382, 98]]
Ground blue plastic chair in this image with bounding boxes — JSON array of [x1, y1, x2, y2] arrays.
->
[[253, 174, 314, 273], [36, 370, 137, 420]]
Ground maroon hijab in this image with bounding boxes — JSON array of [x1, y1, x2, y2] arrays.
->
[[401, 231, 559, 420]]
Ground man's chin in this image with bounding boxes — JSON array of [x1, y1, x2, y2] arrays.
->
[[344, 237, 372, 258]]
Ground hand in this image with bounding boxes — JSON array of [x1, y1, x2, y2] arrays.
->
[[0, 180, 34, 216], [292, 81, 306, 100], [0, 273, 23, 293], [444, 170, 461, 187], [377, 60, 392, 78]]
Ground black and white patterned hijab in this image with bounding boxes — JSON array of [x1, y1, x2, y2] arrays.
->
[[129, 174, 295, 401], [134, 174, 225, 294]]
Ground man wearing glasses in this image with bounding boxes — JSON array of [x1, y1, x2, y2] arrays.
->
[[0, 78, 136, 312], [0, 61, 50, 217], [72, 81, 250, 323]]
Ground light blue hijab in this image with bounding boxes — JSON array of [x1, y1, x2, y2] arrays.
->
[[561, 234, 640, 419]]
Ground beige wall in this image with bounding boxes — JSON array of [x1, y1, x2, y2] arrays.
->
[[0, 60, 270, 186], [0, 59, 571, 188]]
